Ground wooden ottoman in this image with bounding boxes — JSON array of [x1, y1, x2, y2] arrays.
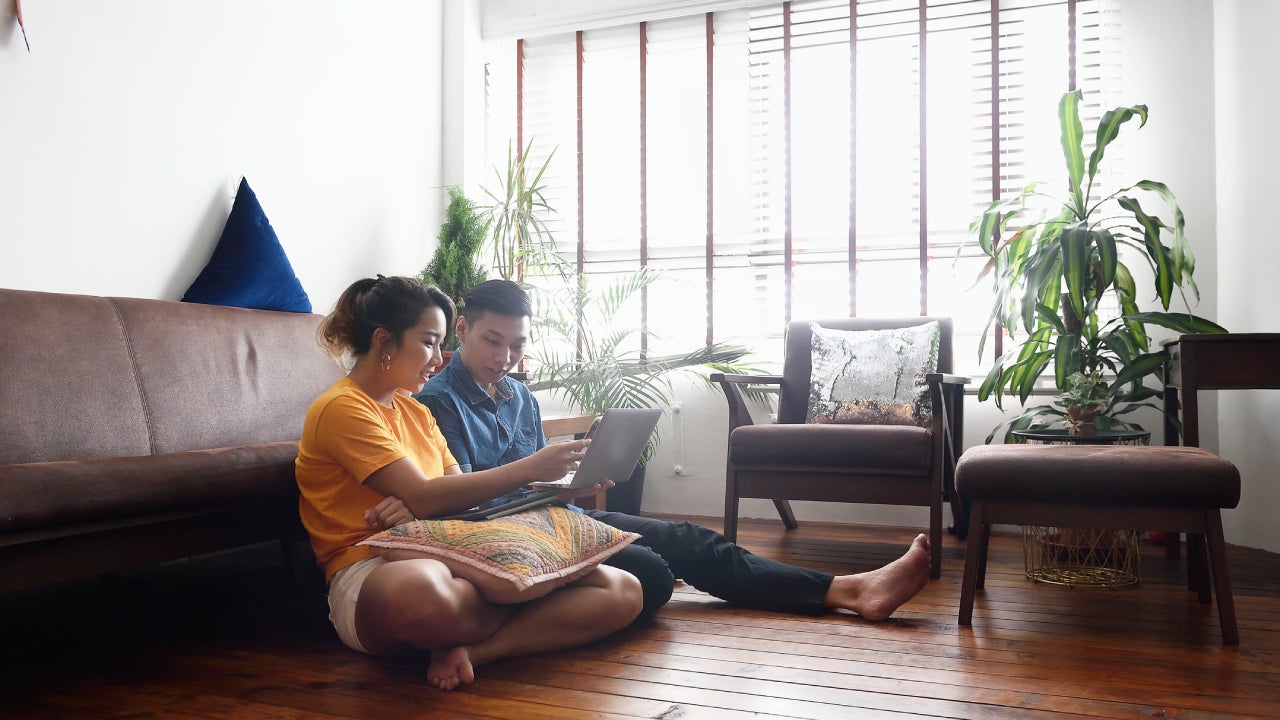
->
[[955, 444, 1242, 644]]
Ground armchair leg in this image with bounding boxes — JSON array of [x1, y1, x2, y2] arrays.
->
[[773, 499, 798, 530], [724, 471, 740, 543], [929, 496, 943, 578]]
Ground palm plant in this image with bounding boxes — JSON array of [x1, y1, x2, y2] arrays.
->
[[968, 90, 1225, 440], [525, 268, 760, 457]]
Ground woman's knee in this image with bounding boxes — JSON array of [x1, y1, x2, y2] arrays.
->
[[591, 565, 644, 629], [356, 560, 498, 652]]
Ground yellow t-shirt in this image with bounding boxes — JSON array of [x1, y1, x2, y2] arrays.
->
[[296, 377, 457, 583]]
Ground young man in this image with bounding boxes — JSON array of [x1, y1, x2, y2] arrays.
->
[[415, 279, 931, 621]]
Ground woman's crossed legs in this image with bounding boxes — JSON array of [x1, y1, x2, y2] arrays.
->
[[350, 557, 642, 690]]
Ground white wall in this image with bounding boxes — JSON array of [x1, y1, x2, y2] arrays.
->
[[0, 0, 447, 312], [1212, 0, 1280, 552]]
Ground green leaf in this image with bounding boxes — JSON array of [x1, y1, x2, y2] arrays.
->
[[1053, 334, 1081, 388], [1034, 303, 1066, 334], [1095, 228, 1118, 291], [1113, 351, 1167, 388], [977, 361, 1005, 404], [1117, 196, 1174, 308], [1010, 350, 1053, 404], [1135, 179, 1193, 288], [1059, 90, 1087, 216], [1087, 104, 1148, 181], [1060, 221, 1090, 320], [1124, 312, 1227, 335]]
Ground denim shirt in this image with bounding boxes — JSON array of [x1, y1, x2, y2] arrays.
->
[[414, 352, 546, 473]]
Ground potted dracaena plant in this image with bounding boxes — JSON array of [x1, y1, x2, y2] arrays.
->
[[967, 89, 1225, 441]]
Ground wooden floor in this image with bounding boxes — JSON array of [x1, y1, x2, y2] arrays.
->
[[3, 516, 1278, 719]]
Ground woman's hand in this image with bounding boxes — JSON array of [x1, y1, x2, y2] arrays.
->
[[526, 439, 591, 482], [364, 495, 416, 530], [556, 479, 614, 503]]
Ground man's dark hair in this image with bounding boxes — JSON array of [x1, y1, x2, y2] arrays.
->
[[462, 279, 532, 323]]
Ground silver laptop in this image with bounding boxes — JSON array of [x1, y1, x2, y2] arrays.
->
[[531, 407, 662, 489], [438, 407, 662, 520]]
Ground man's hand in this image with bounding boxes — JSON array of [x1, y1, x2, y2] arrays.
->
[[364, 495, 415, 530], [526, 439, 591, 482]]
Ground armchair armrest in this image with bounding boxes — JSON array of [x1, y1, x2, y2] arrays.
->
[[710, 373, 784, 386], [710, 373, 782, 430]]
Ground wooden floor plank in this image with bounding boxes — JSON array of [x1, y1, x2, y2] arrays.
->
[[3, 516, 1279, 719]]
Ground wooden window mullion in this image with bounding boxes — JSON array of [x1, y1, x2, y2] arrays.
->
[[639, 22, 649, 360], [783, 2, 793, 325], [705, 12, 715, 347], [917, 0, 928, 317], [848, 0, 859, 317]]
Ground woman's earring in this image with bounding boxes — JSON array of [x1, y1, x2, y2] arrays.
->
[[380, 353, 392, 370]]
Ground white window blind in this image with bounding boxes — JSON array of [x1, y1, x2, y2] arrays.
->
[[485, 0, 1122, 373]]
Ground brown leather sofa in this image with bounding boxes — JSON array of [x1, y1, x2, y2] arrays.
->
[[0, 288, 343, 593]]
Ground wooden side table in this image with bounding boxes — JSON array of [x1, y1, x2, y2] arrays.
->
[[1161, 333, 1280, 560]]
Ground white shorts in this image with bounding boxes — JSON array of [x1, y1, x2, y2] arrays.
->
[[327, 555, 387, 654]]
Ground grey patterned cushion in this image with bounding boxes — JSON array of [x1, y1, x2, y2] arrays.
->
[[806, 322, 941, 428]]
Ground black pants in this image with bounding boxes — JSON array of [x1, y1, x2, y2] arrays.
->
[[591, 509, 834, 616]]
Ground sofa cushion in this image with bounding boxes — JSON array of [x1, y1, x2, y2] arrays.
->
[[182, 177, 312, 313], [0, 289, 152, 465], [729, 423, 933, 471], [109, 297, 342, 455], [0, 442, 301, 535]]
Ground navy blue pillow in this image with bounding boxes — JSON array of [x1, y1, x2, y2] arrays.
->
[[182, 178, 312, 313]]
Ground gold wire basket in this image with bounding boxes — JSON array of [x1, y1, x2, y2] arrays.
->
[[1022, 526, 1141, 588], [1013, 429, 1149, 588]]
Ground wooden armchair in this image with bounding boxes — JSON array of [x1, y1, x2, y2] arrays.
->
[[711, 318, 968, 578]]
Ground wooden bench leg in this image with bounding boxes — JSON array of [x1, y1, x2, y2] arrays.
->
[[1187, 533, 1211, 602], [959, 500, 987, 626], [976, 521, 991, 589], [929, 495, 943, 579], [1203, 510, 1239, 645]]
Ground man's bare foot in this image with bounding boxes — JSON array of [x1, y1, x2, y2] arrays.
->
[[427, 646, 476, 690], [824, 533, 931, 621]]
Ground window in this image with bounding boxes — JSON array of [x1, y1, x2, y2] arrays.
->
[[485, 0, 1123, 373]]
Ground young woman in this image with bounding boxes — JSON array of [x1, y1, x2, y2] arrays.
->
[[295, 275, 642, 690]]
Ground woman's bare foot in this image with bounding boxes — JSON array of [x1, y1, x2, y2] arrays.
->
[[427, 646, 476, 690], [824, 533, 931, 621]]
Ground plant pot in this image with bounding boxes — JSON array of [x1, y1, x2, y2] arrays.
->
[[1066, 403, 1103, 436], [605, 462, 646, 516]]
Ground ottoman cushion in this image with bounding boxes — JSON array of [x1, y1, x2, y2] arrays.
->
[[955, 444, 1240, 509]]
